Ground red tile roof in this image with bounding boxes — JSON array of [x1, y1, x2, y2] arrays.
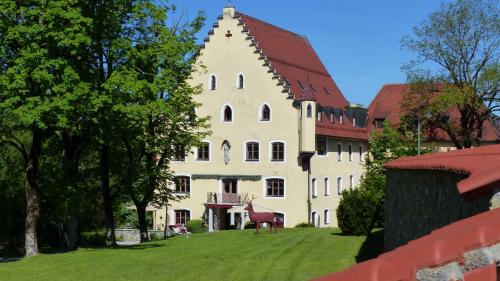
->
[[312, 206, 500, 281], [367, 84, 500, 142], [384, 144, 500, 197], [235, 12, 368, 140]]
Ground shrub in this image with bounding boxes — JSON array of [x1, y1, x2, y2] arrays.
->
[[186, 219, 205, 233], [149, 233, 159, 240], [244, 221, 255, 229], [337, 188, 380, 236], [294, 222, 315, 228], [80, 231, 106, 247]]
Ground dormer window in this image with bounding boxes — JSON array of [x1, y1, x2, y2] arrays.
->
[[209, 74, 217, 90], [237, 73, 244, 89], [329, 113, 334, 123], [353, 117, 356, 127], [339, 114, 344, 124], [261, 104, 271, 121], [317, 111, 322, 121], [306, 104, 312, 118]]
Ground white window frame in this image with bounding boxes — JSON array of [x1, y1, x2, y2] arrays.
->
[[236, 72, 245, 89], [269, 140, 286, 163], [220, 103, 234, 123], [337, 143, 342, 162], [263, 176, 286, 199], [339, 114, 344, 124], [324, 209, 330, 224], [337, 177, 343, 195], [350, 175, 354, 190], [258, 102, 272, 123], [172, 174, 192, 195], [243, 140, 261, 163], [312, 177, 317, 198], [324, 177, 330, 196], [316, 136, 328, 157], [209, 73, 217, 91], [171, 208, 192, 226], [195, 140, 211, 162]]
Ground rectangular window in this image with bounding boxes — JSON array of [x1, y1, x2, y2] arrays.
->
[[197, 142, 210, 161], [359, 145, 363, 162], [375, 118, 385, 128], [175, 210, 190, 225], [324, 178, 330, 196], [337, 177, 343, 195], [324, 209, 330, 224], [329, 113, 334, 123], [271, 142, 285, 162], [174, 176, 190, 193], [246, 142, 259, 161], [173, 145, 186, 161], [317, 137, 327, 156], [317, 111, 322, 121], [348, 144, 353, 161], [266, 178, 284, 197], [350, 175, 354, 189], [312, 178, 317, 197], [337, 143, 342, 161]]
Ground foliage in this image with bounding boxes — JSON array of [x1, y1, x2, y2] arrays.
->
[[186, 220, 205, 233], [294, 222, 315, 228], [0, 228, 381, 281], [337, 188, 380, 236], [401, 0, 499, 148]]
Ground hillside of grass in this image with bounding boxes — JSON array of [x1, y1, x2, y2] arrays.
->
[[0, 228, 383, 281]]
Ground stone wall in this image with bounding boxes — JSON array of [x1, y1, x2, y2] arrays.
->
[[384, 170, 490, 251], [115, 229, 167, 241]]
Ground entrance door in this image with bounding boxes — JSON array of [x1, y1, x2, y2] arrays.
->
[[222, 179, 238, 204]]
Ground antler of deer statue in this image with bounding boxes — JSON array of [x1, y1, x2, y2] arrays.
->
[[244, 195, 277, 234]]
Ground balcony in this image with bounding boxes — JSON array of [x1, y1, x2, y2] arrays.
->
[[206, 192, 248, 205]]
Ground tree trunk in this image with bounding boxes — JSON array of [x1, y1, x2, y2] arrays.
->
[[62, 136, 82, 250], [136, 202, 149, 242], [25, 129, 43, 257], [100, 144, 116, 246]]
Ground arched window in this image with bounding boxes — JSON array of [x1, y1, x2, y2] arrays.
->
[[306, 104, 312, 118], [261, 104, 271, 121], [209, 74, 217, 90], [223, 105, 232, 122], [237, 73, 244, 89]]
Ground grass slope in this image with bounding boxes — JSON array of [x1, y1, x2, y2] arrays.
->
[[0, 228, 375, 281]]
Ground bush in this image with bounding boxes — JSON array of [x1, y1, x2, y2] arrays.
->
[[149, 233, 159, 240], [80, 231, 106, 247], [244, 221, 255, 229], [294, 222, 315, 228], [337, 188, 380, 236], [186, 219, 205, 233]]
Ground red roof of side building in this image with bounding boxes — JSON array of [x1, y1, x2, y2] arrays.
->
[[367, 84, 500, 142], [312, 206, 500, 281], [235, 12, 368, 140], [384, 144, 500, 197]]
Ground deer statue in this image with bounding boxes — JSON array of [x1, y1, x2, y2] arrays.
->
[[244, 196, 277, 234]]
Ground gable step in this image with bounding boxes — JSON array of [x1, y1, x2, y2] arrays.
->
[[203, 37, 210, 42], [212, 23, 219, 28], [208, 30, 214, 35]]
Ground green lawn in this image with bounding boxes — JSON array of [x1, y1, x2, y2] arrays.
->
[[0, 228, 382, 281]]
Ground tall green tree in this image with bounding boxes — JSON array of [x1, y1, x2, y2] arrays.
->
[[105, 1, 208, 242], [0, 0, 91, 256], [401, 0, 499, 148]]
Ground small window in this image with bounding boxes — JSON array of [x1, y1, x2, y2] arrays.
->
[[197, 142, 210, 161], [209, 74, 217, 90], [261, 104, 271, 121], [359, 145, 363, 162], [375, 118, 385, 128], [271, 142, 284, 162], [173, 145, 185, 161], [317, 111, 322, 121], [324, 209, 330, 224], [337, 143, 342, 161], [246, 142, 259, 161], [312, 178, 317, 197], [350, 175, 354, 189], [306, 104, 312, 118], [329, 113, 334, 123], [223, 105, 232, 122], [316, 137, 327, 156], [174, 176, 190, 193], [339, 114, 344, 124], [348, 144, 353, 161], [324, 177, 330, 196], [337, 177, 343, 195], [175, 210, 190, 225], [312, 211, 317, 226], [266, 178, 284, 197], [353, 117, 356, 127], [237, 73, 244, 89]]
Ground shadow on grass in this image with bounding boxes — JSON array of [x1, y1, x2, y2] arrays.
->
[[355, 229, 384, 263], [119, 243, 164, 250]]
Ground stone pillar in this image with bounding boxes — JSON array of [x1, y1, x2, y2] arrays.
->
[[208, 208, 214, 232], [241, 212, 245, 229], [230, 211, 235, 225]]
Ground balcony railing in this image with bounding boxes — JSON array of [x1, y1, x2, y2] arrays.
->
[[207, 192, 248, 205]]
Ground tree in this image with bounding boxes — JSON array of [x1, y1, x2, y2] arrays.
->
[[0, 0, 91, 256], [105, 1, 209, 242], [401, 0, 499, 148]]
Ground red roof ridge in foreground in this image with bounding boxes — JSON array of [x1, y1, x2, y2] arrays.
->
[[312, 207, 500, 281], [384, 144, 500, 196]]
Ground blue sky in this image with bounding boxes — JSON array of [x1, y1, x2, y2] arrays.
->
[[173, 0, 451, 107]]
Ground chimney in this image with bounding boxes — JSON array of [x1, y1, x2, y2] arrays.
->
[[223, 4, 235, 19]]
